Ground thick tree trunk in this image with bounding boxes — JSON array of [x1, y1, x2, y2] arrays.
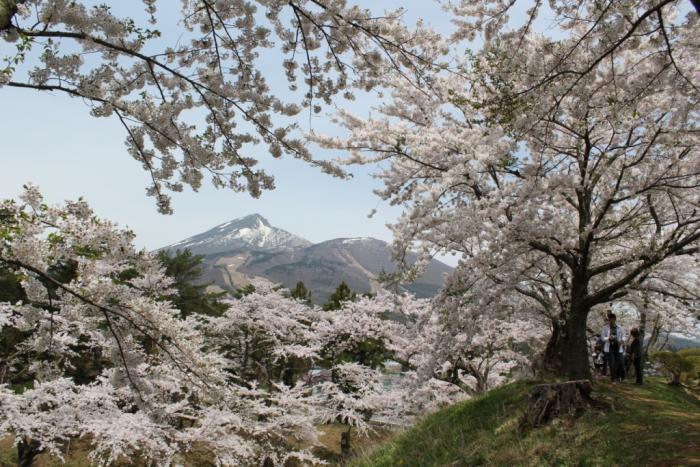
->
[[519, 380, 597, 430], [543, 319, 563, 375], [543, 300, 591, 379], [17, 438, 41, 467]]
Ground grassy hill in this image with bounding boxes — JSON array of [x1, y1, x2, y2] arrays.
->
[[352, 378, 700, 466]]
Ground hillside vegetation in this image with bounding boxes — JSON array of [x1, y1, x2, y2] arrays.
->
[[353, 378, 700, 466]]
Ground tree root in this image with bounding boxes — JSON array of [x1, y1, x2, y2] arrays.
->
[[519, 380, 609, 431]]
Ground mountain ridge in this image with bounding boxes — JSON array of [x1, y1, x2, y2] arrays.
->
[[161, 214, 452, 303], [163, 214, 313, 255]]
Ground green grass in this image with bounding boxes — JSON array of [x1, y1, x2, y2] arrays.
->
[[352, 378, 700, 467], [0, 437, 17, 467]]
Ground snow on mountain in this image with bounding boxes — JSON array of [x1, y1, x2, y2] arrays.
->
[[162, 214, 312, 255], [161, 215, 453, 302]]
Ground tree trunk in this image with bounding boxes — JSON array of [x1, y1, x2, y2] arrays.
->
[[340, 427, 352, 457], [670, 371, 682, 386], [542, 265, 592, 379], [543, 319, 563, 375], [644, 314, 662, 359], [17, 438, 41, 467], [519, 380, 598, 430], [543, 308, 591, 379], [639, 296, 651, 372]]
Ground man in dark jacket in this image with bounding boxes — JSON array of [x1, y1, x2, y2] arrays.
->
[[628, 327, 643, 385]]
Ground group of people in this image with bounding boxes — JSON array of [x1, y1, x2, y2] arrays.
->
[[592, 313, 644, 385]]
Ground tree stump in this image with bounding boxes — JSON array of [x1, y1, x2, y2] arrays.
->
[[519, 380, 596, 430]]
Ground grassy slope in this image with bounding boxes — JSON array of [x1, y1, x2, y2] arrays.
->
[[353, 378, 700, 467]]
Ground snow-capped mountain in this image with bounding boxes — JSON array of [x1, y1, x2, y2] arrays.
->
[[161, 214, 453, 303], [163, 214, 312, 255]]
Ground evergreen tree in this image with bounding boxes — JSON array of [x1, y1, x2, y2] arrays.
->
[[156, 249, 227, 318], [0, 264, 24, 303], [0, 265, 27, 387], [289, 281, 311, 303], [234, 283, 257, 298], [323, 281, 357, 311]]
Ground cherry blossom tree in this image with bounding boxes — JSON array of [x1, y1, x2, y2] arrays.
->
[[427, 314, 546, 395], [612, 263, 700, 356], [447, 0, 700, 106], [400, 283, 547, 395], [310, 290, 472, 451], [0, 185, 545, 463], [0, 0, 442, 213], [207, 285, 417, 429], [0, 186, 323, 466], [204, 279, 319, 387], [204, 283, 474, 454], [314, 0, 700, 379], [0, 193, 471, 464]]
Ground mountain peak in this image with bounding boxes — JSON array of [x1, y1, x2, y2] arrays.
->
[[226, 213, 271, 229], [163, 213, 311, 255]]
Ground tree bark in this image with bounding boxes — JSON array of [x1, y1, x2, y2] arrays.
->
[[543, 319, 564, 375], [340, 427, 352, 457], [17, 438, 41, 467], [543, 305, 591, 379], [543, 318, 591, 379], [543, 265, 592, 379], [519, 380, 597, 430]]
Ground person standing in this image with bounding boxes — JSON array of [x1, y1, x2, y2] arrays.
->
[[602, 314, 625, 382], [592, 335, 605, 375], [628, 327, 644, 385]]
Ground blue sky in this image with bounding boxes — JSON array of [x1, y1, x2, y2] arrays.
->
[[0, 1, 540, 265]]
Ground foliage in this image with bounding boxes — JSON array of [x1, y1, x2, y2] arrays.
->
[[156, 249, 227, 318], [652, 350, 697, 386], [0, 0, 442, 213], [0, 186, 324, 466], [0, 264, 23, 303], [679, 348, 700, 386], [314, 0, 700, 379], [290, 281, 312, 303], [233, 283, 256, 298], [323, 281, 357, 311]]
